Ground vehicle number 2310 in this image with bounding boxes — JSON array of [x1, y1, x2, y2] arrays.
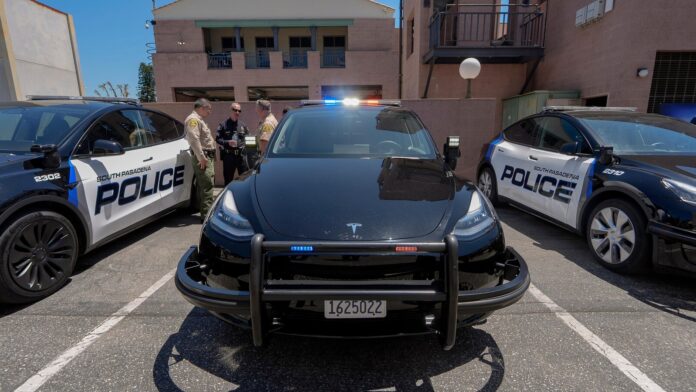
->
[[324, 300, 387, 319]]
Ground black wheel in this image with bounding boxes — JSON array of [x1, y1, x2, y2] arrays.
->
[[478, 166, 500, 205], [0, 211, 78, 303], [586, 199, 650, 274]]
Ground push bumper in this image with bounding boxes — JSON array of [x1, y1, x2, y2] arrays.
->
[[175, 234, 530, 350], [648, 220, 696, 247]]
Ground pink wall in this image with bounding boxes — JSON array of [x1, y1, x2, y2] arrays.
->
[[144, 98, 498, 185], [532, 0, 696, 111]]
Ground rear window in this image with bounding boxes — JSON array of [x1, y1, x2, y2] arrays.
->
[[268, 107, 437, 158], [0, 106, 89, 152], [578, 114, 696, 155]]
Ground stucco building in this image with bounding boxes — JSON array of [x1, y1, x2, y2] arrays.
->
[[0, 0, 84, 101], [152, 0, 399, 102], [403, 0, 696, 125]]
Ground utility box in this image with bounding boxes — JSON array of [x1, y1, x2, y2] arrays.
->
[[502, 90, 580, 128]]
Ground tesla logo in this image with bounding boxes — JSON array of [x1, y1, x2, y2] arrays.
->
[[346, 223, 362, 235]]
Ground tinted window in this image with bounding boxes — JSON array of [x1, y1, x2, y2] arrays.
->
[[76, 110, 150, 155], [504, 119, 537, 146], [269, 107, 436, 158], [536, 116, 591, 153], [0, 106, 89, 152], [578, 113, 696, 155], [141, 111, 180, 143]]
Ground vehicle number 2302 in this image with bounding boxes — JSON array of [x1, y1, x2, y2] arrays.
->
[[34, 173, 62, 182], [324, 300, 387, 319]]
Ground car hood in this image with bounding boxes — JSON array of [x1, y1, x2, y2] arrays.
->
[[254, 157, 455, 240], [619, 155, 696, 182]]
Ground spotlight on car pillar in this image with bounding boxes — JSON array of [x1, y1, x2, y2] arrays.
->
[[447, 136, 460, 148]]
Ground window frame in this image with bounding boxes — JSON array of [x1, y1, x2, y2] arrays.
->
[[533, 114, 594, 155], [502, 117, 540, 147]]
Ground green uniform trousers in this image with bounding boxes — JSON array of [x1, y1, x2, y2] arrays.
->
[[192, 153, 215, 218]]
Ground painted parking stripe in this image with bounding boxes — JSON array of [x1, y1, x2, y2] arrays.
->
[[15, 269, 176, 392], [527, 283, 666, 392]]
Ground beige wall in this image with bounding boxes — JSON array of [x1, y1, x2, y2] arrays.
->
[[155, 0, 394, 21], [532, 0, 696, 112], [144, 98, 498, 184], [3, 0, 82, 99]]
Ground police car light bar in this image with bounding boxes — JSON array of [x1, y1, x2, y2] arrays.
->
[[299, 99, 401, 107], [543, 106, 637, 112], [27, 95, 141, 105]]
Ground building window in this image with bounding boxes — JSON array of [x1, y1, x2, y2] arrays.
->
[[323, 36, 346, 48], [289, 37, 311, 48], [221, 37, 244, 51], [174, 87, 235, 102], [247, 86, 309, 101], [322, 36, 346, 68], [648, 52, 696, 113], [256, 37, 275, 49], [584, 96, 607, 107], [408, 17, 415, 56]]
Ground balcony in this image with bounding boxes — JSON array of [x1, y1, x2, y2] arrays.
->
[[322, 48, 346, 68], [283, 50, 308, 69], [425, 5, 545, 64], [245, 50, 271, 69], [207, 52, 232, 69]]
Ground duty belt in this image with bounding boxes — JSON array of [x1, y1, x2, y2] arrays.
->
[[203, 149, 216, 159]]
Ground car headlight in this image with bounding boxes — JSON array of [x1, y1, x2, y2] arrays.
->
[[210, 190, 255, 238], [453, 191, 496, 239], [662, 178, 696, 206]]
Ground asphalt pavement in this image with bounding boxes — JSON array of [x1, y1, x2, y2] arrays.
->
[[1, 205, 695, 392]]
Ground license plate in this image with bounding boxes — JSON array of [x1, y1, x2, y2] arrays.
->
[[324, 300, 387, 319]]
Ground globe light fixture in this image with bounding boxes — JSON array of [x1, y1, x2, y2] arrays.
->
[[459, 58, 482, 99]]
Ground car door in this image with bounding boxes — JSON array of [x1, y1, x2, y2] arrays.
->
[[70, 109, 164, 245], [527, 115, 596, 229], [490, 118, 540, 207], [140, 109, 193, 210]]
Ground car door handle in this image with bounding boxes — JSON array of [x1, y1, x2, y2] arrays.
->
[[143, 157, 153, 162], [528, 155, 538, 161]]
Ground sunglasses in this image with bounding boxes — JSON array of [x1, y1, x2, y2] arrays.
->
[[232, 109, 242, 113]]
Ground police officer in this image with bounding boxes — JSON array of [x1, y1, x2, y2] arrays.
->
[[256, 99, 278, 155], [216, 102, 249, 185], [185, 98, 215, 222]]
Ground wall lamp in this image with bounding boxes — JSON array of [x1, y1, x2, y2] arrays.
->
[[637, 68, 649, 78]]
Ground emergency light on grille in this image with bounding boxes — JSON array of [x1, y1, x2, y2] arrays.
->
[[290, 246, 314, 252]]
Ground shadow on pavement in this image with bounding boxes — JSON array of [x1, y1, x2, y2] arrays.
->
[[153, 308, 505, 392], [499, 207, 696, 323]]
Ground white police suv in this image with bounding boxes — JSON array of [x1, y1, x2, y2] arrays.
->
[[478, 107, 696, 275], [0, 96, 194, 303]]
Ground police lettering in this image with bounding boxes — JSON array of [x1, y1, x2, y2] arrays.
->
[[500, 165, 577, 204], [95, 165, 185, 215]]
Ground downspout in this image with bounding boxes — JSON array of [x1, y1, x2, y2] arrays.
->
[[398, 0, 403, 99]]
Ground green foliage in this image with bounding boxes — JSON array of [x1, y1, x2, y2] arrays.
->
[[137, 62, 156, 102]]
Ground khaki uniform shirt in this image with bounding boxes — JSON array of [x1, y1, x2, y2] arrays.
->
[[184, 111, 215, 162], [257, 113, 278, 143]]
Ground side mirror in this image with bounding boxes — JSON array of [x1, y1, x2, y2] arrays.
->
[[597, 146, 614, 165], [560, 141, 580, 155], [30, 144, 61, 169], [244, 135, 258, 152], [443, 136, 461, 170], [93, 139, 125, 156]]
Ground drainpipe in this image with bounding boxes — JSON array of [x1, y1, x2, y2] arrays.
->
[[398, 0, 403, 99]]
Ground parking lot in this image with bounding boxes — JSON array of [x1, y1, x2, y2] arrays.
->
[[1, 206, 695, 392]]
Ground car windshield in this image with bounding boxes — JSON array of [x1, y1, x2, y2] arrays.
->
[[577, 113, 696, 155], [0, 105, 89, 152], [268, 106, 437, 158]]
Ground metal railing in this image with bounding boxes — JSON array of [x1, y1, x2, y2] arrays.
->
[[207, 52, 232, 69], [429, 8, 545, 49], [245, 50, 271, 69], [283, 50, 308, 69], [321, 48, 345, 68]]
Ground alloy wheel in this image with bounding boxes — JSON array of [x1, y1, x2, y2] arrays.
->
[[478, 171, 493, 198], [8, 219, 76, 292], [589, 207, 636, 264]]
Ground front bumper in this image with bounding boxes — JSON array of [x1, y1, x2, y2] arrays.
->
[[175, 234, 530, 350], [648, 220, 696, 273]]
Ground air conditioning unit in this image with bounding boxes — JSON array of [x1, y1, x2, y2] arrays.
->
[[575, 6, 587, 27], [586, 0, 605, 22]]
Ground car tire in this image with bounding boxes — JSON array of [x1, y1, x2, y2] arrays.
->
[[478, 166, 500, 205], [586, 199, 650, 274], [0, 211, 79, 304]]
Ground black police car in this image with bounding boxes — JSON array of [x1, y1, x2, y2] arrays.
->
[[478, 107, 696, 275], [176, 99, 529, 350], [0, 96, 194, 303]]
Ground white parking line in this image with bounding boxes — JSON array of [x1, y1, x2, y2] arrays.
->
[[15, 269, 176, 392], [527, 283, 666, 392]]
